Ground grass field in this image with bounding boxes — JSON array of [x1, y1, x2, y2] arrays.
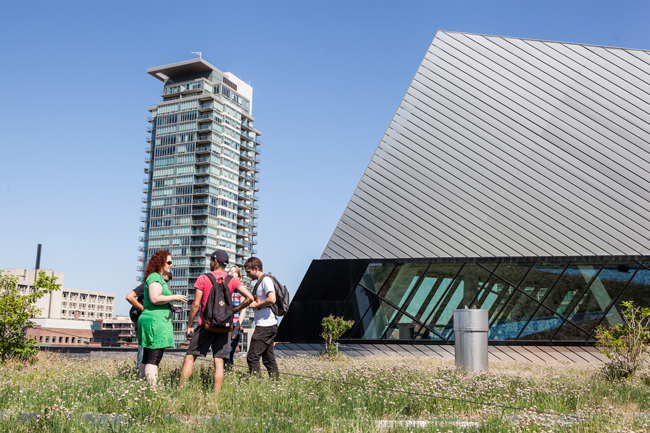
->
[[0, 352, 649, 432]]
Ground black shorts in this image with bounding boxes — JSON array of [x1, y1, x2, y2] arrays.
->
[[186, 326, 230, 358], [142, 348, 165, 366]]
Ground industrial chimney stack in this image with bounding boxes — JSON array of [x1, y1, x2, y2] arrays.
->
[[35, 244, 42, 270]]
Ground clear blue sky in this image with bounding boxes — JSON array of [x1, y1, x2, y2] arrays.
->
[[1, 0, 649, 316]]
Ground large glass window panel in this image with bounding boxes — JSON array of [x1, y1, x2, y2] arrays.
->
[[552, 320, 590, 342], [348, 295, 381, 339], [378, 263, 429, 307], [411, 263, 464, 341], [365, 300, 399, 340], [340, 284, 376, 339], [362, 263, 395, 294], [471, 263, 533, 321], [488, 287, 541, 340], [425, 263, 495, 339], [376, 263, 429, 328], [592, 264, 650, 335], [565, 262, 637, 334], [378, 301, 407, 340], [385, 311, 423, 340], [543, 262, 602, 316], [492, 262, 535, 288], [517, 305, 564, 341], [487, 261, 566, 340], [506, 261, 567, 312]]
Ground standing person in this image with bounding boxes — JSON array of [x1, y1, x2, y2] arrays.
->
[[244, 257, 279, 379], [179, 250, 253, 396], [225, 265, 247, 370], [138, 250, 187, 383], [126, 272, 173, 372]]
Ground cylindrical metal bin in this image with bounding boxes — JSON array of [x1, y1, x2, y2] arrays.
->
[[453, 308, 488, 372]]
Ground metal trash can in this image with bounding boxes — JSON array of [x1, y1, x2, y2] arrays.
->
[[453, 308, 488, 372]]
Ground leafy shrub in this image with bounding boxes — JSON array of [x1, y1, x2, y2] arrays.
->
[[0, 270, 61, 362], [594, 300, 650, 380], [320, 315, 354, 357]]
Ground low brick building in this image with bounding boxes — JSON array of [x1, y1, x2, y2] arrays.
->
[[27, 318, 122, 346]]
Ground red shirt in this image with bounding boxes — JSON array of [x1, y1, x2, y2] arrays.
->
[[194, 271, 242, 326]]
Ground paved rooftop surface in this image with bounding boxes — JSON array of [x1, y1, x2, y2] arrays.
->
[[274, 343, 607, 363]]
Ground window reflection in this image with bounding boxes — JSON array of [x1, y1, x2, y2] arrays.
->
[[339, 260, 650, 342]]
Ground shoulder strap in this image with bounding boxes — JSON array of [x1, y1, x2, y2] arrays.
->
[[225, 275, 232, 286], [252, 274, 267, 297], [205, 272, 217, 288]]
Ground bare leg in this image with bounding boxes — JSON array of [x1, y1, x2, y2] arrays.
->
[[138, 362, 146, 379], [213, 357, 224, 397], [179, 354, 197, 387], [144, 364, 158, 384]]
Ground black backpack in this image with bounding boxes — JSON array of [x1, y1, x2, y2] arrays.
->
[[202, 273, 234, 333], [253, 272, 290, 317]]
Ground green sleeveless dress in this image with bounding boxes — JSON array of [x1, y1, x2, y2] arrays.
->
[[137, 273, 175, 349]]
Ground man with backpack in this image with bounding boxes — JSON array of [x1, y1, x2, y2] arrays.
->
[[244, 257, 288, 379], [179, 250, 253, 396]]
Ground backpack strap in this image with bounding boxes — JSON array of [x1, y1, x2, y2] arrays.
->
[[205, 272, 217, 288], [205, 273, 233, 290], [252, 273, 267, 297]]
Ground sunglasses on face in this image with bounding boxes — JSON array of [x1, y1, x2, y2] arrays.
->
[[166, 261, 173, 265]]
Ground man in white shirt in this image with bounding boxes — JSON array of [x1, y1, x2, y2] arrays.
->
[[244, 257, 279, 379]]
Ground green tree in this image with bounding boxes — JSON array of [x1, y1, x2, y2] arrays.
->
[[320, 315, 354, 356], [594, 300, 650, 380], [0, 270, 61, 362]]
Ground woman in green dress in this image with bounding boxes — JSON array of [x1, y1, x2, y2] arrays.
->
[[138, 249, 187, 383]]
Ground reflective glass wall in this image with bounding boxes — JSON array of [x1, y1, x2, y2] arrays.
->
[[340, 260, 650, 343]]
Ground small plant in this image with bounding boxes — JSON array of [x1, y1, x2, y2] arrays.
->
[[320, 315, 354, 357], [594, 300, 650, 380], [0, 270, 61, 362]]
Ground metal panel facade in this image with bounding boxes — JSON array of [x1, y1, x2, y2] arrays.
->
[[322, 32, 650, 260]]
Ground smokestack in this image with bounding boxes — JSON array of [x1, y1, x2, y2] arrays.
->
[[35, 244, 42, 270]]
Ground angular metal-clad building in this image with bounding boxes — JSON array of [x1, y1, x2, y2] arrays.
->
[[277, 31, 650, 346]]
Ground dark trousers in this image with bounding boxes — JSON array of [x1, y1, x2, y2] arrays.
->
[[246, 324, 278, 378]]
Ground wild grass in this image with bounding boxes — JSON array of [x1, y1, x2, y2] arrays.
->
[[0, 351, 648, 432]]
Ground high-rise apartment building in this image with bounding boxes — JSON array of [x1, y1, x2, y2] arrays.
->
[[139, 58, 260, 345]]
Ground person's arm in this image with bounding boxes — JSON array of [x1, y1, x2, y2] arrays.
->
[[186, 289, 203, 338], [249, 279, 276, 309], [234, 286, 254, 312], [148, 282, 187, 305], [126, 291, 144, 311], [253, 291, 276, 309], [238, 307, 247, 330]]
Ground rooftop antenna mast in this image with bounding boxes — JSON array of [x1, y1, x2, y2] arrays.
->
[[191, 52, 202, 59]]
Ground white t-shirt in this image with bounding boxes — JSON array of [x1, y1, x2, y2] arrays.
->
[[253, 276, 277, 327]]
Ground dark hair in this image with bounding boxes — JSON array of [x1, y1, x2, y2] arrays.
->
[[145, 250, 170, 280], [210, 257, 227, 270], [244, 257, 263, 272]]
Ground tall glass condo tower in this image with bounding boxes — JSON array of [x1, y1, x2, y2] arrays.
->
[[139, 58, 260, 345]]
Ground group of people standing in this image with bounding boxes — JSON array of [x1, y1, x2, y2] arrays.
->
[[126, 249, 279, 395]]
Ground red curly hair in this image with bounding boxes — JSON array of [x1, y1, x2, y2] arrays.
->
[[145, 250, 170, 280]]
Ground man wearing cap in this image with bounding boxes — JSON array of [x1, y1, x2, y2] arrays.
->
[[179, 250, 254, 396]]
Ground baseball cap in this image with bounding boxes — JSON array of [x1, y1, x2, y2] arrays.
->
[[206, 249, 229, 264]]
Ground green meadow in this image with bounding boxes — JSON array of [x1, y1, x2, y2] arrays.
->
[[0, 352, 648, 432]]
